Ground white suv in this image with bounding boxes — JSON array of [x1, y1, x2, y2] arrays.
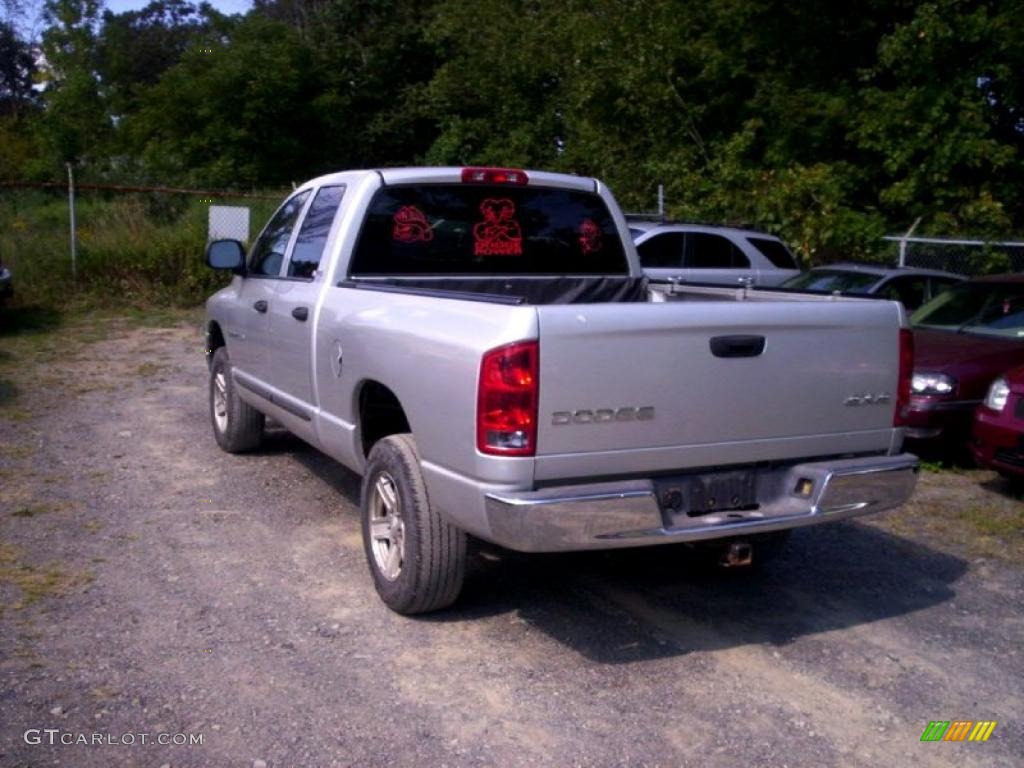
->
[[629, 220, 801, 287]]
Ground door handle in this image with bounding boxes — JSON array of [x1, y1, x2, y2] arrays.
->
[[253, 299, 268, 313], [291, 306, 309, 322], [710, 335, 765, 358]]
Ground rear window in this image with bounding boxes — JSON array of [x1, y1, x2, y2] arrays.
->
[[349, 185, 628, 276], [747, 237, 798, 269], [782, 269, 880, 293]]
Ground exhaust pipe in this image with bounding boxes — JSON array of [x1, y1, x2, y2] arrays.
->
[[720, 540, 753, 568]]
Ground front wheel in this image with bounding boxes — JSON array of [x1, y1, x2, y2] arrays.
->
[[209, 347, 265, 453], [360, 434, 466, 614]]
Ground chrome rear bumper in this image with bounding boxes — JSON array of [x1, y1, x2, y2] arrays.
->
[[484, 454, 918, 552]]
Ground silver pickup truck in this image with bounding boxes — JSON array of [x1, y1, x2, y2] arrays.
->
[[204, 167, 918, 614]]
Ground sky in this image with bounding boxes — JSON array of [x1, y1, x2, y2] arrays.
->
[[103, 0, 252, 13], [14, 0, 253, 36]]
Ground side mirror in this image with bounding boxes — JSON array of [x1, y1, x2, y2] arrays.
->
[[206, 239, 246, 272]]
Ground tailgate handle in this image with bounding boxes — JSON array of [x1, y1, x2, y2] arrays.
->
[[710, 335, 765, 358]]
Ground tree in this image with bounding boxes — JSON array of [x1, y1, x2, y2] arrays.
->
[[421, 0, 1022, 259], [96, 0, 211, 119], [851, 0, 1024, 236], [129, 13, 321, 185], [299, 0, 443, 168], [0, 20, 35, 117], [39, 0, 110, 164]]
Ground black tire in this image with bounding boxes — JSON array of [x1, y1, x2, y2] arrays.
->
[[209, 347, 265, 453], [360, 434, 466, 614]]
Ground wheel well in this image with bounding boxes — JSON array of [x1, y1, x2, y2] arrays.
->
[[359, 381, 411, 458], [206, 322, 225, 368]]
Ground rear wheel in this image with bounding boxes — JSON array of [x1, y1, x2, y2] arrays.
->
[[360, 434, 466, 614], [209, 347, 265, 453]]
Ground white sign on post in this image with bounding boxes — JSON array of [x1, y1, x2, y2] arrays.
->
[[208, 205, 250, 243]]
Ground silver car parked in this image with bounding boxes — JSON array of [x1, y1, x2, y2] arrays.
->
[[780, 263, 964, 311], [629, 220, 801, 287]]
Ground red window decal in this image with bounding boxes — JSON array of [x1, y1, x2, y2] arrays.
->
[[473, 198, 522, 256], [578, 219, 603, 254], [393, 205, 434, 243]]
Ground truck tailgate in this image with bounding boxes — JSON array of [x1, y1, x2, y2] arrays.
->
[[534, 299, 902, 477]]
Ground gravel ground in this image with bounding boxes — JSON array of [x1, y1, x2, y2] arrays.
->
[[0, 312, 1022, 767]]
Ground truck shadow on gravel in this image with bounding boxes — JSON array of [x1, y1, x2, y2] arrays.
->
[[270, 431, 967, 665], [448, 526, 967, 663]]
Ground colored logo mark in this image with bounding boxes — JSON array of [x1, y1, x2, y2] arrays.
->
[[920, 720, 997, 742], [473, 198, 522, 256], [393, 205, 433, 243]]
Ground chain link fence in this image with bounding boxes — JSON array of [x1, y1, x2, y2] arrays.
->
[[882, 235, 1024, 277], [0, 180, 285, 306]]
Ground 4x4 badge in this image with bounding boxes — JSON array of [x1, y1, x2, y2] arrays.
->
[[844, 393, 891, 406]]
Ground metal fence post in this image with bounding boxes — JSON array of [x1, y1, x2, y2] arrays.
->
[[66, 163, 77, 280], [657, 184, 664, 219], [898, 217, 921, 268]]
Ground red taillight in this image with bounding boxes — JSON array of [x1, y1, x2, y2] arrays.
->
[[461, 167, 529, 185], [895, 328, 914, 426], [477, 341, 538, 456]]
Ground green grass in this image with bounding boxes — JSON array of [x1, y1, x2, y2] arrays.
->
[[1, 189, 278, 309], [959, 505, 1023, 539], [0, 543, 92, 613], [884, 494, 1024, 562]]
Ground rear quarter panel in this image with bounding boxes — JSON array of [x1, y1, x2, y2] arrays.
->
[[313, 287, 539, 486]]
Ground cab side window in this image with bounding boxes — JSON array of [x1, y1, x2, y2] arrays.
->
[[248, 191, 311, 277], [288, 185, 346, 279], [636, 232, 684, 268]]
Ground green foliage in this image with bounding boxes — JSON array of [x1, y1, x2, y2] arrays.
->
[[3, 0, 1023, 309], [0, 190, 278, 307], [0, 114, 45, 179], [96, 0, 211, 118], [304, 0, 442, 168], [128, 13, 318, 186], [0, 20, 36, 117], [420, 0, 1023, 259], [39, 0, 111, 165], [851, 0, 1023, 237]]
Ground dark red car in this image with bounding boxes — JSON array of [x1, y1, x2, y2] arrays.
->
[[904, 274, 1024, 444], [971, 365, 1024, 478]]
